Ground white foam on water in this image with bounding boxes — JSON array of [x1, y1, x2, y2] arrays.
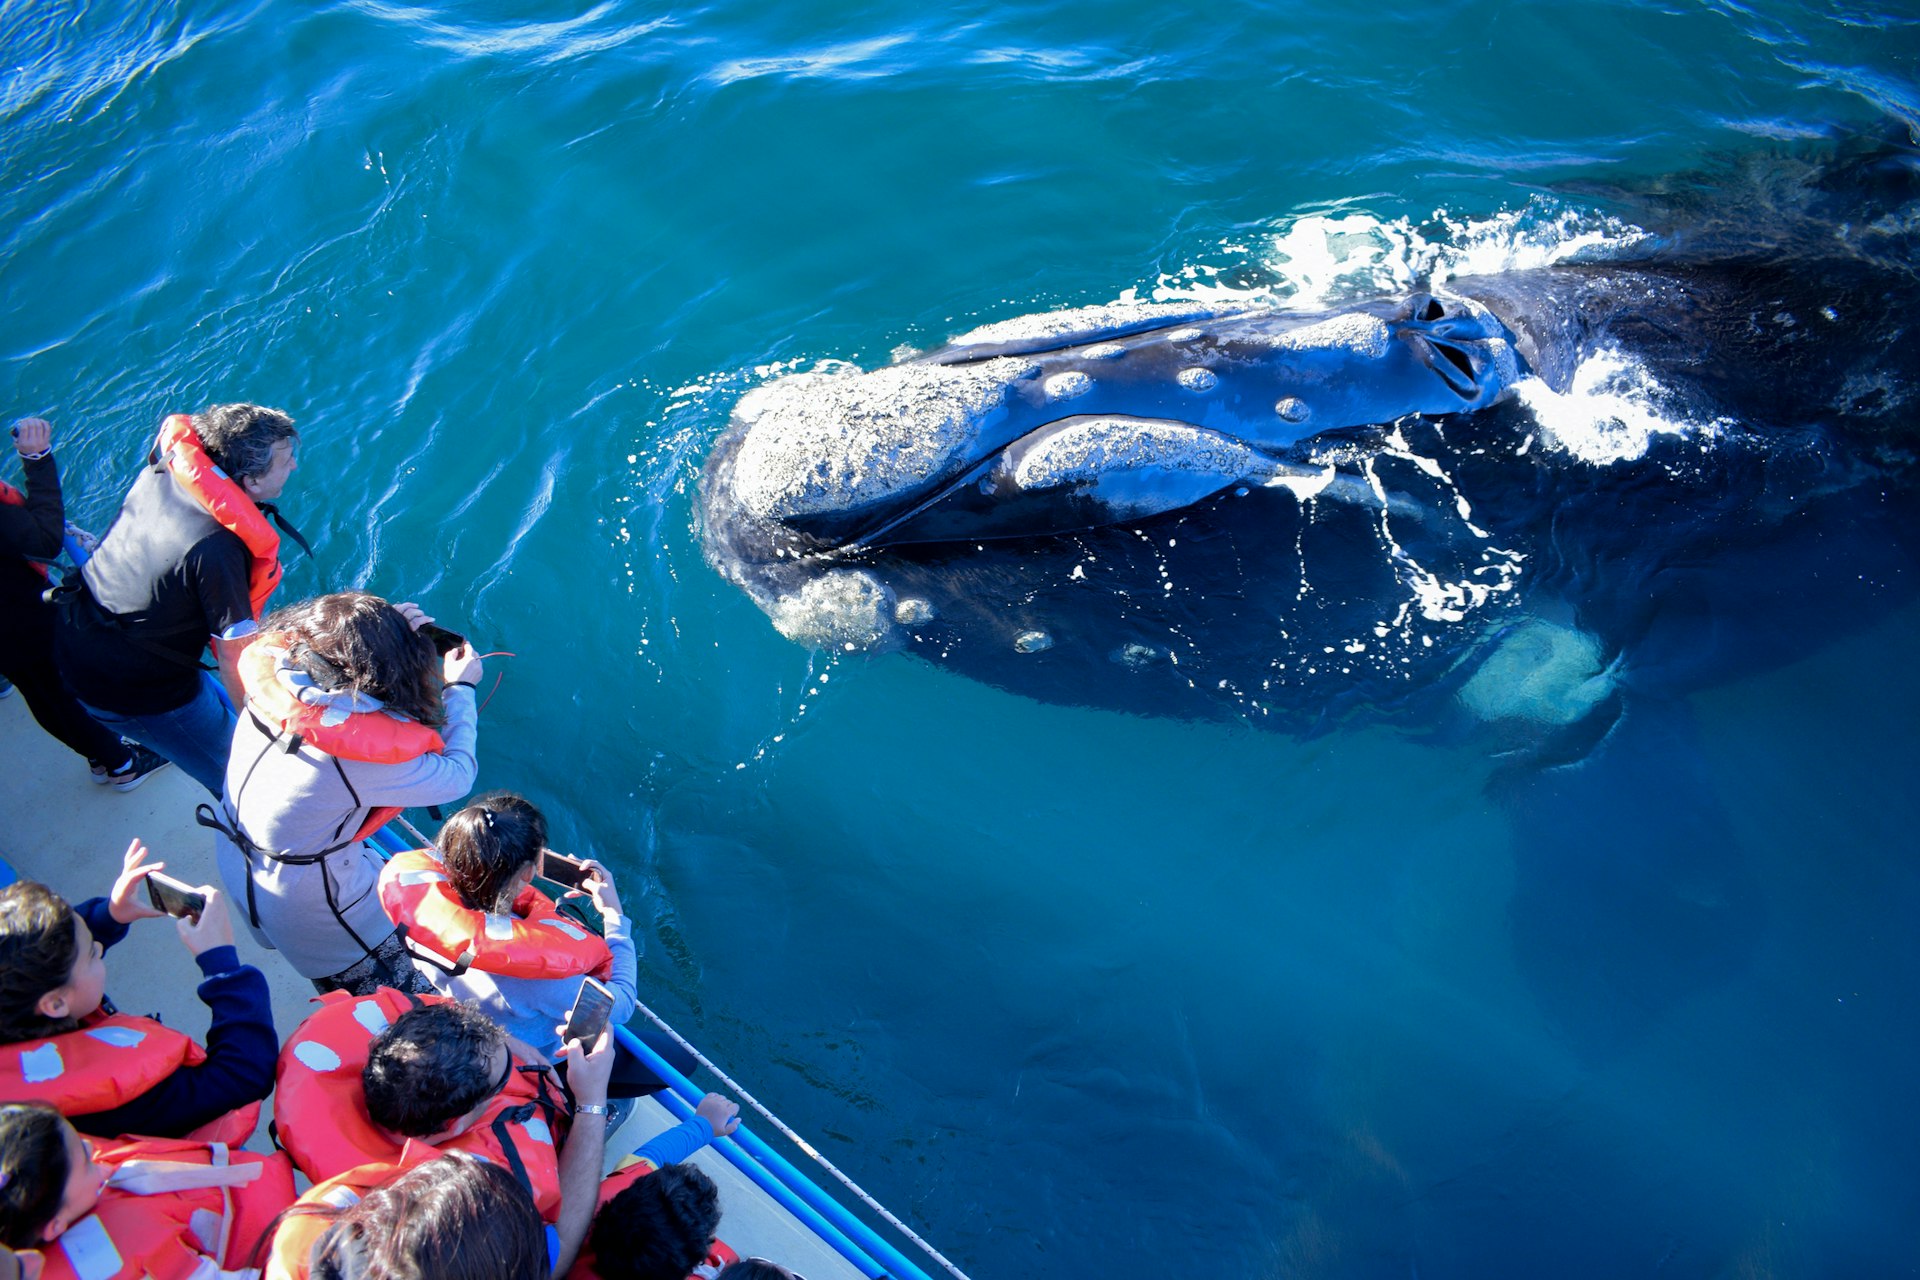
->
[[1513, 348, 1727, 465], [1129, 196, 1653, 312]]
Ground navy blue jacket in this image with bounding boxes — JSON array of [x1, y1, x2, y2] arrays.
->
[[69, 897, 279, 1139]]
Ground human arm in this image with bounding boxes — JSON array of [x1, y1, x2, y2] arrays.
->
[[629, 1094, 740, 1169], [183, 532, 257, 704], [66, 841, 166, 956], [0, 419, 66, 560], [579, 865, 640, 1028], [602, 920, 639, 1030], [73, 888, 279, 1140], [213, 631, 257, 708], [549, 1031, 616, 1278], [345, 684, 480, 806]]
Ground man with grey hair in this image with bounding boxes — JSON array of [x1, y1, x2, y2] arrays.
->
[[54, 404, 301, 794]]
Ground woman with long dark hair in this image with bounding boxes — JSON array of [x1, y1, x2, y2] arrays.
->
[[259, 1154, 546, 1280], [207, 590, 484, 994]]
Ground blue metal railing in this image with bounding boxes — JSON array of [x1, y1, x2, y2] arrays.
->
[[618, 1029, 936, 1280]]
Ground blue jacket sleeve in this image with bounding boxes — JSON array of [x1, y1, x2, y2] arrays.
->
[[73, 897, 130, 953], [630, 1114, 716, 1169], [72, 946, 280, 1141]]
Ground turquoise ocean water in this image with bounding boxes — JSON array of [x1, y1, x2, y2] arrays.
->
[[4, 2, 1918, 1275]]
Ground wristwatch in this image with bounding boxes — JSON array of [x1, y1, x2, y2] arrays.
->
[[576, 1103, 609, 1116]]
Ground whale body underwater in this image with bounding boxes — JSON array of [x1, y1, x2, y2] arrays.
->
[[698, 140, 1920, 754]]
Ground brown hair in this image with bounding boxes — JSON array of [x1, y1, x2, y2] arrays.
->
[[263, 592, 445, 727], [436, 793, 547, 914], [266, 1155, 545, 1280], [0, 883, 79, 1043], [0, 1104, 69, 1248]]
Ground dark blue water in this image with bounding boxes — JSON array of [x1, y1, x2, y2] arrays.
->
[[3, 2, 1918, 1275]]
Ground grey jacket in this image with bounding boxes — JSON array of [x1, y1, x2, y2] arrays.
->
[[213, 665, 479, 979]]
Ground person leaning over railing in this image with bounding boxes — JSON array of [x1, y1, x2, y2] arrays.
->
[[0, 840, 276, 1144], [377, 792, 696, 1111], [51, 404, 301, 797], [204, 590, 483, 995]]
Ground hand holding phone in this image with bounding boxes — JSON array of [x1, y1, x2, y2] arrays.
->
[[173, 886, 235, 956], [540, 850, 592, 891], [145, 870, 208, 924], [562, 976, 617, 1047], [418, 622, 468, 656]]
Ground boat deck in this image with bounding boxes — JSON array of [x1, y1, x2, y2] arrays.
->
[[0, 692, 865, 1278]]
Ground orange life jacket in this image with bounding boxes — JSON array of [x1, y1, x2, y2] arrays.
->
[[379, 849, 613, 981], [39, 1137, 296, 1280], [566, 1160, 740, 1280], [259, 1151, 439, 1280], [151, 414, 281, 620], [0, 479, 50, 580], [237, 635, 447, 843], [274, 988, 567, 1219], [0, 1011, 202, 1116]]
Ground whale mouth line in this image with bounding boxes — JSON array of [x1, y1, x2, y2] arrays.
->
[[1409, 333, 1483, 398]]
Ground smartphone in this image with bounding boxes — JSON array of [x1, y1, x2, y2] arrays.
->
[[540, 850, 593, 891], [563, 976, 616, 1046], [418, 622, 468, 656], [145, 871, 207, 923]]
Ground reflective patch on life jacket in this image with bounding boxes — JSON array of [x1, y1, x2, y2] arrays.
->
[[352, 1001, 391, 1036], [522, 1117, 552, 1147], [85, 1025, 148, 1049], [394, 869, 446, 886], [188, 1207, 221, 1254], [538, 918, 590, 942], [20, 1041, 64, 1082], [483, 914, 516, 941], [56, 1215, 123, 1280], [292, 1040, 343, 1072]]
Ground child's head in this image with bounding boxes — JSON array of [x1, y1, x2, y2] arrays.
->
[[590, 1163, 722, 1280], [0, 882, 106, 1043], [435, 793, 547, 914], [0, 1103, 108, 1247]]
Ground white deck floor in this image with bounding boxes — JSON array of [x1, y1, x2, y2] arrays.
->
[[0, 692, 867, 1278]]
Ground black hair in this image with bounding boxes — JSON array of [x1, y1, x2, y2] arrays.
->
[[715, 1262, 798, 1280], [262, 592, 446, 728], [436, 793, 547, 914], [300, 1155, 545, 1280], [0, 1104, 69, 1248], [362, 1003, 506, 1137], [192, 403, 297, 482], [0, 883, 79, 1043], [591, 1163, 723, 1280]]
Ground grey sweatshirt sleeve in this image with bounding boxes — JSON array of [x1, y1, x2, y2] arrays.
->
[[603, 914, 640, 1029], [346, 685, 480, 805]]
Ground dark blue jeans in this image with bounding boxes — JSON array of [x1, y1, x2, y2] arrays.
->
[[79, 671, 237, 796]]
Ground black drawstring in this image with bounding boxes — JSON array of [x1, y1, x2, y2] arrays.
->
[[256, 502, 313, 560]]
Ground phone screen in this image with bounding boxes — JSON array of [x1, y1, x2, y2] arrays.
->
[[145, 873, 207, 923], [541, 851, 591, 891], [419, 622, 468, 656], [564, 976, 616, 1046]]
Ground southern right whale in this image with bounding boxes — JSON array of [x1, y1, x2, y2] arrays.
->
[[699, 137, 1920, 754], [696, 136, 1920, 1046]]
